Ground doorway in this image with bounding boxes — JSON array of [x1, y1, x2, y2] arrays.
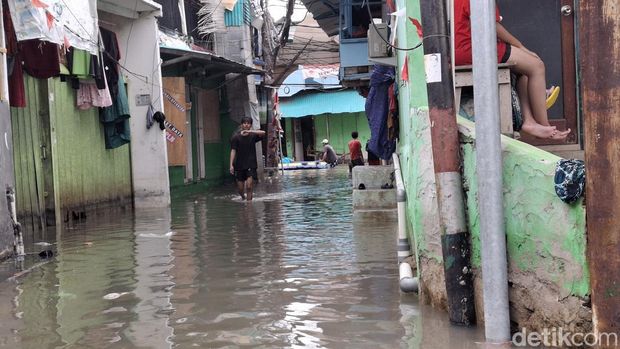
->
[[497, 0, 579, 146]]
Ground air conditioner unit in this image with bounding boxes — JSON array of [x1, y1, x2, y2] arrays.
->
[[367, 23, 389, 58]]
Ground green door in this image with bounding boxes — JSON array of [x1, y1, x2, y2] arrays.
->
[[12, 76, 54, 230]]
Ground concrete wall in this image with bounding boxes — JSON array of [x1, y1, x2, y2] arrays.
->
[[394, 0, 590, 332], [0, 101, 14, 259], [0, 8, 13, 258], [100, 10, 171, 208]]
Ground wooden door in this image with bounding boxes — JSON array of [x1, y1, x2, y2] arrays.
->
[[163, 77, 189, 181], [498, 0, 578, 145], [12, 77, 53, 231]]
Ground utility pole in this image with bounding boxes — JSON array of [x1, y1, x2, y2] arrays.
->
[[470, 0, 510, 342], [419, 0, 475, 325]]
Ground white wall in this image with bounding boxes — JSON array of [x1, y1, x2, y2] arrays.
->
[[99, 10, 171, 208]]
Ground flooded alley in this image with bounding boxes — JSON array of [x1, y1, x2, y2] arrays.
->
[[0, 168, 485, 348]]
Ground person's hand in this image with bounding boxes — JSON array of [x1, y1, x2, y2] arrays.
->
[[240, 130, 250, 136], [230, 166, 234, 175]]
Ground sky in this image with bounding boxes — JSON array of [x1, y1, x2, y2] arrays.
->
[[267, 0, 309, 22]]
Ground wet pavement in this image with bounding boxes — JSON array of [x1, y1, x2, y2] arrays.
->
[[0, 168, 489, 348]]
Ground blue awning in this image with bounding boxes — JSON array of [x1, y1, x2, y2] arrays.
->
[[279, 90, 366, 118]]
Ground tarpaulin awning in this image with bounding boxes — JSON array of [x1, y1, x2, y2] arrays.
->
[[160, 46, 263, 81], [280, 90, 366, 118]]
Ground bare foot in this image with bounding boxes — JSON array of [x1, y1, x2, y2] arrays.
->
[[520, 122, 557, 139], [549, 128, 571, 140]]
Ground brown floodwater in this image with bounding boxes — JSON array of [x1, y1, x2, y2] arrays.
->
[[0, 168, 493, 348]]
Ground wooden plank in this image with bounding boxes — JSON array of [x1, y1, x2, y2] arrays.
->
[[163, 77, 188, 167], [580, 0, 620, 335]]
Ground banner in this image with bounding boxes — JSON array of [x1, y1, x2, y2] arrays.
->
[[8, 0, 98, 54]]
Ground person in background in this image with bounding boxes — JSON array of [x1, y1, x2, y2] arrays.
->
[[321, 139, 338, 168], [348, 131, 364, 173], [230, 117, 266, 201]]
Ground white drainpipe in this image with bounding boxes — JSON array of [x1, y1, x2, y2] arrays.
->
[[393, 153, 418, 293]]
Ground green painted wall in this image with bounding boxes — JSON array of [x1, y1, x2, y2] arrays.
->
[[459, 119, 588, 296], [48, 78, 132, 210], [12, 77, 47, 222], [169, 166, 186, 188], [204, 143, 226, 181], [12, 76, 132, 221], [313, 112, 370, 154]]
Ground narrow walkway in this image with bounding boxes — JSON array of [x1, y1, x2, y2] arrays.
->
[[0, 168, 484, 348]]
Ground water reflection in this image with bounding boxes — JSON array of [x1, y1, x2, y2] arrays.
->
[[0, 168, 493, 348]]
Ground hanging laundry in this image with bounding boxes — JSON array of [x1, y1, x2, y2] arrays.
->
[[3, 0, 24, 107], [100, 27, 121, 99], [67, 48, 91, 78], [387, 83, 399, 141], [365, 65, 396, 160], [76, 72, 112, 109], [99, 74, 130, 149], [19, 39, 60, 79]]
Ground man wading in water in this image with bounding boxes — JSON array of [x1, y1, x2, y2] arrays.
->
[[230, 117, 265, 201]]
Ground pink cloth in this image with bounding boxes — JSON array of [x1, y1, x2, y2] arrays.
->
[[77, 74, 112, 109]]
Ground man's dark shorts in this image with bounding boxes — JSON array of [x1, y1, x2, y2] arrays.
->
[[235, 168, 258, 181]]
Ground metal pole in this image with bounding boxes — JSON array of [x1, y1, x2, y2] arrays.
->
[[420, 0, 475, 326], [469, 0, 510, 342]]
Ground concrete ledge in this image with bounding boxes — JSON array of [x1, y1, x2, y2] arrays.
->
[[353, 208, 398, 220], [352, 165, 394, 189], [352, 188, 397, 210]]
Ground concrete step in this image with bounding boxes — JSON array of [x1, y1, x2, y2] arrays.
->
[[352, 188, 397, 210], [353, 208, 398, 221], [352, 165, 395, 190]]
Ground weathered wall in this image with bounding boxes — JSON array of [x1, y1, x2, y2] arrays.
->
[[395, 0, 590, 332], [459, 120, 590, 332], [13, 77, 132, 225], [0, 100, 14, 259], [101, 10, 171, 209], [48, 78, 133, 213]]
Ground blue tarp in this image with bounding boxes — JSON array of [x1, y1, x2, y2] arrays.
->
[[280, 90, 366, 118], [365, 65, 395, 160]]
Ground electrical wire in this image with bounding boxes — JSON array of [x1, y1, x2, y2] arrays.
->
[[364, 1, 449, 51]]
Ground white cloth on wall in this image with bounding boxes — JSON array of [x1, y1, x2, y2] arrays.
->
[[8, 0, 98, 54]]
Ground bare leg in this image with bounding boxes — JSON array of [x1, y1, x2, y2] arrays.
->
[[517, 75, 556, 138], [509, 46, 570, 139], [236, 180, 246, 200], [245, 177, 254, 201]]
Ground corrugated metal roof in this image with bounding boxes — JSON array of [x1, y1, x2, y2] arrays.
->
[[280, 90, 366, 118], [225, 0, 250, 27]]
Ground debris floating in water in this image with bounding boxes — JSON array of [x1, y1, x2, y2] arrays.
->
[[103, 292, 130, 300]]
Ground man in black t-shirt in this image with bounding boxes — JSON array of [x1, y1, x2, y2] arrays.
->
[[230, 117, 266, 201]]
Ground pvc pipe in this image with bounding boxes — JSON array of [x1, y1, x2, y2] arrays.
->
[[399, 262, 418, 293], [393, 153, 417, 293], [470, 0, 510, 342]]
